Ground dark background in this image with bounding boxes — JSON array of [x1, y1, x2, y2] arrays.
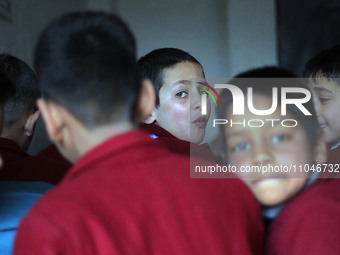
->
[[277, 0, 340, 76]]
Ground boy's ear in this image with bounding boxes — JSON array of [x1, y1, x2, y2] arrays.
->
[[314, 130, 328, 164], [24, 110, 40, 137], [37, 99, 65, 143], [144, 111, 156, 124], [136, 79, 156, 123]]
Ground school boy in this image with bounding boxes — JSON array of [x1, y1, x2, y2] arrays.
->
[[14, 12, 264, 255], [0, 70, 15, 166], [0, 55, 57, 254], [0, 54, 70, 184], [214, 66, 340, 254], [138, 48, 213, 156], [303, 45, 340, 167]]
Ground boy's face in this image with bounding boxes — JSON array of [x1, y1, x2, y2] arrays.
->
[[308, 77, 340, 145], [154, 61, 210, 144], [224, 94, 313, 206]]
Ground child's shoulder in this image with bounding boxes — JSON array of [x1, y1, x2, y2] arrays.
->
[[321, 146, 340, 178], [266, 178, 340, 254], [275, 178, 340, 224], [327, 144, 340, 164]]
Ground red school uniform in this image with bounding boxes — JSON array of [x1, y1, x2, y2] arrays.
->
[[0, 138, 70, 185], [140, 123, 213, 160], [265, 178, 340, 255], [14, 130, 264, 255], [318, 145, 340, 178], [327, 145, 340, 165]]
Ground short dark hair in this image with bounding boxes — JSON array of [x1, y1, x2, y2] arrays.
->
[[137, 48, 204, 106], [0, 73, 13, 133], [215, 66, 319, 163], [0, 54, 39, 129], [0, 70, 14, 105], [303, 44, 340, 81], [35, 11, 139, 128]]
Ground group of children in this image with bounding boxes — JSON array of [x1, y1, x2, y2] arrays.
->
[[7, 12, 263, 255], [0, 10, 339, 255]]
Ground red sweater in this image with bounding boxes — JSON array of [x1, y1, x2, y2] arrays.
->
[[141, 123, 234, 178], [15, 130, 264, 255], [323, 146, 340, 177], [266, 178, 340, 254], [141, 123, 214, 160], [0, 138, 70, 185]]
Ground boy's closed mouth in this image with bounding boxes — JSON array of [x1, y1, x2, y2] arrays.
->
[[319, 123, 328, 129], [193, 117, 207, 128], [251, 177, 283, 185]]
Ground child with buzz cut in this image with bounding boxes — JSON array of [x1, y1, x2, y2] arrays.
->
[[0, 70, 14, 164], [214, 66, 340, 254], [0, 54, 70, 185], [137, 48, 212, 156], [14, 11, 264, 255], [0, 54, 63, 255], [303, 45, 340, 168]]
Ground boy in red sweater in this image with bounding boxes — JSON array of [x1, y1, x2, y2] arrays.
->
[[214, 66, 340, 254], [138, 48, 211, 144], [0, 54, 69, 184], [303, 45, 340, 170], [14, 11, 264, 255], [0, 70, 14, 167], [137, 48, 215, 164]]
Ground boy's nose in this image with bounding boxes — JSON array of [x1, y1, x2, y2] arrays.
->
[[252, 145, 272, 166], [312, 99, 321, 117], [191, 90, 201, 110]]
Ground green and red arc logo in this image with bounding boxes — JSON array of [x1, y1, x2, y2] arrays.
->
[[200, 83, 223, 107]]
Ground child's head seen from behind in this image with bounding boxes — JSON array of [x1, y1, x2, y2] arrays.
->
[[0, 54, 40, 151], [34, 12, 144, 162]]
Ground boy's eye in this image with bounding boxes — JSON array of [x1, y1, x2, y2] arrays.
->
[[175, 91, 188, 98], [231, 142, 251, 152], [319, 97, 329, 104], [271, 134, 290, 144], [199, 88, 208, 95]]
